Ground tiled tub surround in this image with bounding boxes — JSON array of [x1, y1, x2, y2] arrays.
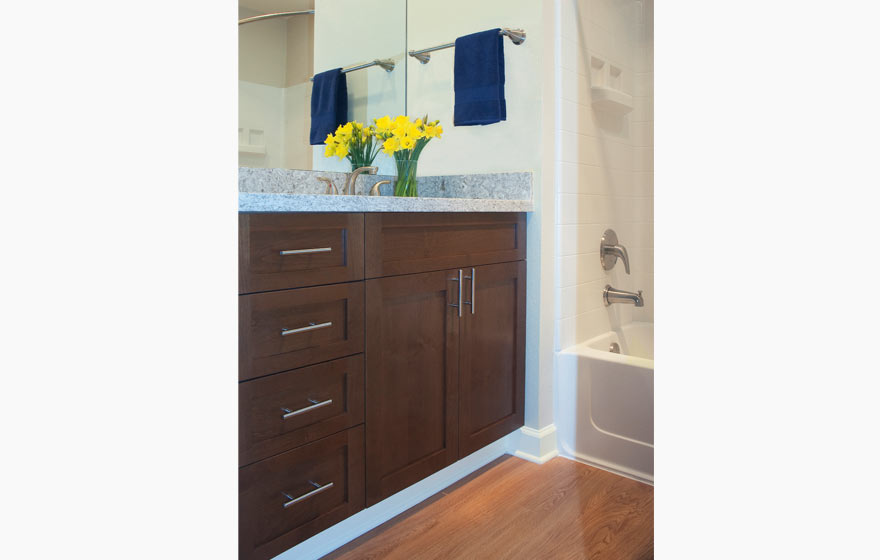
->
[[554, 0, 653, 350], [238, 168, 533, 212]]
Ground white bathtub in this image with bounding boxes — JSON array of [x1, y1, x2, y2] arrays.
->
[[556, 322, 654, 483]]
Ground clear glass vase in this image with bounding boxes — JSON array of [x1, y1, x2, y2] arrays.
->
[[393, 157, 419, 197]]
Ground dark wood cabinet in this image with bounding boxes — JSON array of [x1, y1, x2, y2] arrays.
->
[[459, 261, 527, 456], [364, 260, 526, 504], [239, 211, 526, 556], [239, 213, 364, 293], [364, 212, 526, 278], [239, 355, 365, 467], [239, 426, 365, 560], [364, 270, 461, 506], [239, 282, 364, 380]]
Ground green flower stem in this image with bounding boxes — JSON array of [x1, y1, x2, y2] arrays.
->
[[393, 152, 419, 197]]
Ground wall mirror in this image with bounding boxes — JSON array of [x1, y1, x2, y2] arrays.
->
[[238, 0, 407, 173]]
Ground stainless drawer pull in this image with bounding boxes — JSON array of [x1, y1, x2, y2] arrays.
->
[[281, 399, 333, 419], [464, 267, 475, 315], [279, 247, 332, 255], [449, 269, 462, 317], [281, 481, 334, 508], [281, 321, 332, 336]]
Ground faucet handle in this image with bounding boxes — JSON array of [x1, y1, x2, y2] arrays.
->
[[316, 176, 337, 195], [600, 228, 631, 274], [370, 180, 391, 196], [614, 244, 631, 274]]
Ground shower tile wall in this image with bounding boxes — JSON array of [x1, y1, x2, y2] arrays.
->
[[554, 0, 653, 350]]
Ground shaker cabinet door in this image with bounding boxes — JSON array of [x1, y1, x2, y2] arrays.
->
[[365, 269, 461, 506], [458, 261, 526, 457]]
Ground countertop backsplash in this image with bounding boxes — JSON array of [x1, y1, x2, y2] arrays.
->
[[239, 167, 532, 200]]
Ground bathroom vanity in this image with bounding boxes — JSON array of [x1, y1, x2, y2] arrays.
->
[[238, 206, 527, 559]]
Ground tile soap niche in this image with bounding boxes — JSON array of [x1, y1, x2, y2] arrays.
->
[[590, 55, 634, 115], [239, 127, 266, 155]]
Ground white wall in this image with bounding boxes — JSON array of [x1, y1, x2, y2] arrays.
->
[[239, 6, 289, 168], [283, 9, 315, 170], [238, 5, 314, 169], [312, 0, 407, 175], [405, 0, 542, 177], [407, 0, 556, 433], [239, 80, 286, 168], [554, 0, 653, 351]]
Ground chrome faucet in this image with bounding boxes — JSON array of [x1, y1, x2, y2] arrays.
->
[[346, 166, 378, 195], [603, 285, 644, 307], [600, 229, 630, 274]]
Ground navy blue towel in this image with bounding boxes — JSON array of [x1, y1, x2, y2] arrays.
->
[[453, 28, 506, 126], [310, 68, 348, 145]]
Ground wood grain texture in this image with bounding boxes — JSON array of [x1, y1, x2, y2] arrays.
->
[[239, 282, 364, 380], [365, 269, 460, 506], [240, 213, 364, 294], [459, 261, 526, 457], [322, 456, 653, 560], [240, 426, 365, 560], [364, 213, 526, 278], [239, 355, 365, 466]]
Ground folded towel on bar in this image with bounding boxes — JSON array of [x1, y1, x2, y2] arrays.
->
[[453, 28, 506, 126], [310, 68, 348, 145]]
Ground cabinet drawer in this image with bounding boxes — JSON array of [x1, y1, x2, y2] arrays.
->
[[239, 282, 365, 380], [239, 426, 365, 560], [240, 213, 364, 293], [365, 212, 526, 278], [239, 355, 364, 466]]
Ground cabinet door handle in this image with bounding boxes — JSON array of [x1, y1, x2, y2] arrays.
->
[[449, 269, 462, 317], [281, 399, 333, 419], [279, 247, 332, 255], [281, 321, 332, 336], [464, 267, 475, 315], [281, 481, 334, 508]]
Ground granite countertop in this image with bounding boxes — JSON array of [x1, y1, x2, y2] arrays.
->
[[239, 192, 534, 212], [238, 168, 534, 213]]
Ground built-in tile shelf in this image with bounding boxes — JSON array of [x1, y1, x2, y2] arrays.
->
[[238, 127, 266, 155], [238, 144, 267, 155], [591, 86, 634, 114], [589, 54, 633, 115]]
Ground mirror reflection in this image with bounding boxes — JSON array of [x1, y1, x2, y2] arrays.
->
[[238, 0, 407, 174]]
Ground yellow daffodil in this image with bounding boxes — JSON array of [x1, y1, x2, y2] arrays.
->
[[399, 135, 415, 150], [382, 136, 399, 155], [322, 115, 441, 170], [374, 116, 392, 134]]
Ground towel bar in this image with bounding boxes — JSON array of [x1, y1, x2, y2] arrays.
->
[[408, 28, 526, 64], [238, 10, 314, 25], [309, 59, 396, 82]]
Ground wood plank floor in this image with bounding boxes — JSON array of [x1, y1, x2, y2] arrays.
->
[[322, 456, 653, 560]]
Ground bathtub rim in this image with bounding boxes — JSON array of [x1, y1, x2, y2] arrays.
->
[[560, 340, 654, 370]]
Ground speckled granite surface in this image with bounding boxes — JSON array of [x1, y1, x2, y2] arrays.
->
[[239, 193, 534, 213], [239, 167, 532, 201]]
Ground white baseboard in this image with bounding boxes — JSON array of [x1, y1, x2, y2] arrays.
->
[[507, 424, 559, 464], [559, 450, 654, 485], [275, 433, 516, 560]]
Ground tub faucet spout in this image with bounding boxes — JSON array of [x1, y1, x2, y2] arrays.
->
[[603, 285, 644, 307]]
